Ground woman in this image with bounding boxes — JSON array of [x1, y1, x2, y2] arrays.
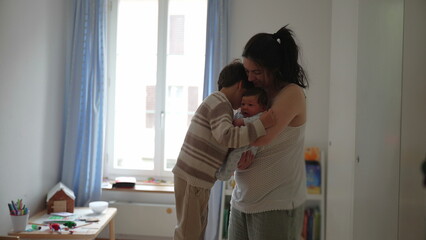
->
[[228, 25, 309, 240]]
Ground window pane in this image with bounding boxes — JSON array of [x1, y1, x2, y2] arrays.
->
[[108, 0, 207, 177], [163, 0, 207, 171], [113, 0, 158, 170], [169, 15, 185, 55]]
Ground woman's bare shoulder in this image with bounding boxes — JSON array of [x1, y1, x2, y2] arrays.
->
[[275, 83, 305, 102], [273, 83, 306, 126]]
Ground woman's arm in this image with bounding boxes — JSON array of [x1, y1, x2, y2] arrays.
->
[[251, 84, 306, 146]]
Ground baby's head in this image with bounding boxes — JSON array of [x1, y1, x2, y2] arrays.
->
[[240, 88, 268, 117]]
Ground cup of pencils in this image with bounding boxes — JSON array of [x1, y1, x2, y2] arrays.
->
[[8, 199, 29, 232]]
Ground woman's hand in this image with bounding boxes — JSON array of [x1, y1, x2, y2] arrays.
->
[[238, 150, 255, 170]]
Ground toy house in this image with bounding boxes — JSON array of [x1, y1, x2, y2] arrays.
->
[[46, 182, 75, 214]]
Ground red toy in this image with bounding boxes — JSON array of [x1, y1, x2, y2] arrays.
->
[[49, 223, 61, 231]]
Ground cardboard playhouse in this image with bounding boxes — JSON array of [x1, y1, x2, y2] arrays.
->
[[46, 182, 76, 214]]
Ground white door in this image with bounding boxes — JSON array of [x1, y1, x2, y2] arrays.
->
[[353, 0, 404, 239]]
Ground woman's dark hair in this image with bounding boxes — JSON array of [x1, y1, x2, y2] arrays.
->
[[217, 59, 253, 90], [242, 25, 308, 90], [243, 88, 268, 108]]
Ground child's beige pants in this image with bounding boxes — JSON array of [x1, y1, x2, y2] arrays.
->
[[173, 175, 211, 240]]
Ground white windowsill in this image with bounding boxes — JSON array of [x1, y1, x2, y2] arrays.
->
[[102, 181, 174, 194]]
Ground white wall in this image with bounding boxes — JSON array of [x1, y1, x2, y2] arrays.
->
[[228, 0, 332, 151], [0, 0, 70, 234], [327, 0, 358, 239]]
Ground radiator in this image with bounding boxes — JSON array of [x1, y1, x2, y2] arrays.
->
[[109, 201, 176, 237]]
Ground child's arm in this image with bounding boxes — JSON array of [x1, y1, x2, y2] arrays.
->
[[216, 111, 263, 180], [232, 110, 275, 129], [210, 107, 269, 149], [233, 111, 266, 127]]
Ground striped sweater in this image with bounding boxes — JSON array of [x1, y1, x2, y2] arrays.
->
[[172, 91, 266, 189]]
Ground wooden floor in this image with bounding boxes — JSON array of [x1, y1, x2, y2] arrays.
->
[[96, 237, 172, 240]]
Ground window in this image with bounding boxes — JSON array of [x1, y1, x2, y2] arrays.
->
[[106, 0, 207, 180]]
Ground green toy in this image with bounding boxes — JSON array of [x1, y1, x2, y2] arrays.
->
[[31, 224, 42, 230], [63, 221, 77, 228]]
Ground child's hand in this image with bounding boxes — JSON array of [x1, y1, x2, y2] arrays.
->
[[259, 109, 275, 129], [233, 118, 245, 127], [238, 150, 255, 170]]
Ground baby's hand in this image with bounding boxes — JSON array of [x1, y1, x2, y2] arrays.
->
[[233, 118, 245, 127]]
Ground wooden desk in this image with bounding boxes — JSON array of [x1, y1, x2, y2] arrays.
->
[[9, 207, 117, 240]]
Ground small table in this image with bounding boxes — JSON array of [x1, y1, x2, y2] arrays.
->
[[8, 207, 117, 239]]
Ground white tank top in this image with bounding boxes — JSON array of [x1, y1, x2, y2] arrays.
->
[[230, 124, 307, 213]]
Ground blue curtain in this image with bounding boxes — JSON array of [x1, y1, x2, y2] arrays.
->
[[61, 0, 107, 207], [203, 0, 229, 239], [203, 0, 229, 97]]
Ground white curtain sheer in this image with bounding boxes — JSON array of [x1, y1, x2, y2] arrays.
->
[[61, 0, 107, 206], [203, 0, 229, 239]]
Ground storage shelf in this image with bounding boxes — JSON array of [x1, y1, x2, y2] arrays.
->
[[218, 150, 326, 240], [225, 189, 233, 195], [307, 193, 323, 201]]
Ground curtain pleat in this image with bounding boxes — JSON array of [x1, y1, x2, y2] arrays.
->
[[61, 0, 107, 207], [203, 0, 229, 239]]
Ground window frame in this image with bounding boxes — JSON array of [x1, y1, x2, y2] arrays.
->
[[104, 0, 206, 182]]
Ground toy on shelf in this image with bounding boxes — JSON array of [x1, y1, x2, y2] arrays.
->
[[49, 223, 61, 231], [305, 147, 320, 161], [46, 182, 75, 214], [145, 177, 167, 184], [305, 147, 321, 194], [63, 221, 77, 228]]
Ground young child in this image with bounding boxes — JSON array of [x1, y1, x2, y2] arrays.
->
[[172, 60, 274, 240], [216, 87, 268, 181]]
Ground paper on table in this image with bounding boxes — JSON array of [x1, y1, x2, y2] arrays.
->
[[50, 212, 75, 217], [39, 214, 79, 223]]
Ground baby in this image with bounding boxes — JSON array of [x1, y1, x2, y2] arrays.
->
[[216, 87, 268, 181]]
